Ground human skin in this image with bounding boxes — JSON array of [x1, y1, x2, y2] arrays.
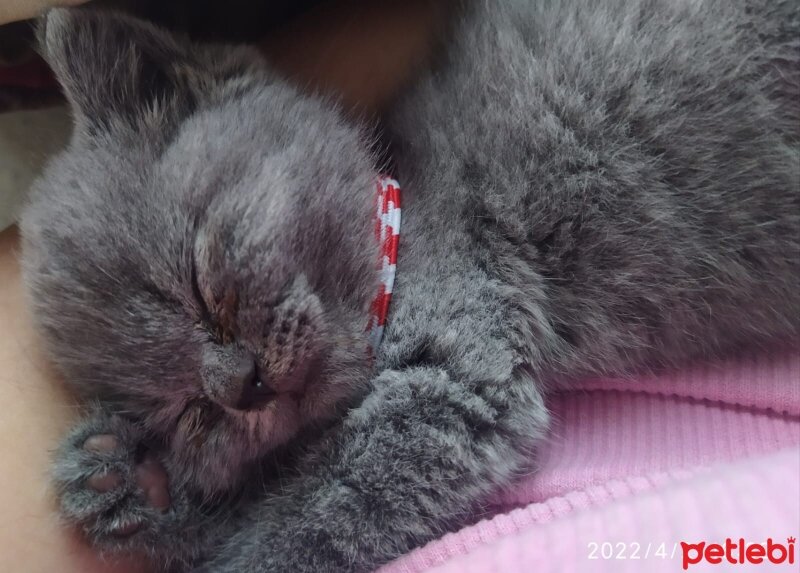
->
[[0, 226, 145, 573], [0, 1, 441, 571], [0, 0, 86, 25], [259, 0, 448, 115]]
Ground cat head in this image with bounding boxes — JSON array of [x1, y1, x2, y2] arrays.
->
[[22, 8, 379, 493]]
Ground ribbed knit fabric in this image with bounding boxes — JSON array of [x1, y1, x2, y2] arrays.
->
[[380, 350, 800, 573]]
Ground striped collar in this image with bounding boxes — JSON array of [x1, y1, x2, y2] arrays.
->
[[366, 176, 401, 352]]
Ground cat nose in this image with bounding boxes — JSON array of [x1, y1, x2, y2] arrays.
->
[[232, 356, 276, 411]]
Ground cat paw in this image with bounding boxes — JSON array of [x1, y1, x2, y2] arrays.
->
[[53, 409, 172, 546]]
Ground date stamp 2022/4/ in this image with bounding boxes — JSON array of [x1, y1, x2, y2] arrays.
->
[[587, 541, 679, 562], [588, 537, 797, 569]]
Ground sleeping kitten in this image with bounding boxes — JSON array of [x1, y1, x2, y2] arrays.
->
[[22, 1, 799, 571]]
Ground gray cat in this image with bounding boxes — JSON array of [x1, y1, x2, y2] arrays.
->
[[21, 1, 799, 571]]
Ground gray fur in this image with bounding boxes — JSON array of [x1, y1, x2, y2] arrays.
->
[[26, 8, 379, 495], [53, 406, 236, 570], [20, 1, 800, 571]]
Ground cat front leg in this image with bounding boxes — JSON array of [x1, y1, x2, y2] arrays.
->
[[195, 364, 547, 573], [53, 405, 239, 570]]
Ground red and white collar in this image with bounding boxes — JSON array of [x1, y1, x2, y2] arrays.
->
[[366, 176, 401, 351]]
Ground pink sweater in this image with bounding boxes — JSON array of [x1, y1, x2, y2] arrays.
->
[[380, 350, 800, 572]]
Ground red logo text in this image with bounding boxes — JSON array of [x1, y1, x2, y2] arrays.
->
[[680, 537, 796, 569]]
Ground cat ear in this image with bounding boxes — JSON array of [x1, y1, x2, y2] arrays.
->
[[38, 8, 197, 134]]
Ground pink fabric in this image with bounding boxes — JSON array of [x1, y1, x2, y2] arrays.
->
[[380, 350, 800, 572]]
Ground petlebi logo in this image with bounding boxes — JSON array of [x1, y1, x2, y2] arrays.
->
[[680, 537, 796, 570]]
